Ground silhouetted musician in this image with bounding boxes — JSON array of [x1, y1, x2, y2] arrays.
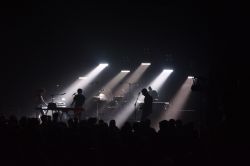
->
[[140, 88, 153, 121], [148, 86, 159, 101], [71, 88, 85, 119]]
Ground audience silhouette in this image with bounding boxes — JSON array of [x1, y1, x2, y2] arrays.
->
[[0, 114, 205, 166]]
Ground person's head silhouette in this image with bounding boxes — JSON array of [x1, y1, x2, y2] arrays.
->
[[77, 88, 83, 94], [148, 86, 152, 91], [141, 88, 148, 96]]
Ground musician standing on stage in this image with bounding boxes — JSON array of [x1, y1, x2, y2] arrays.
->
[[148, 86, 159, 101], [140, 88, 153, 121], [71, 88, 85, 120]]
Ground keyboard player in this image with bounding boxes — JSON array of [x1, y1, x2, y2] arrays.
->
[[71, 88, 86, 120], [148, 86, 159, 101]]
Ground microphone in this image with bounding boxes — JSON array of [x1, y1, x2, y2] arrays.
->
[[138, 92, 141, 95], [72, 93, 76, 96]]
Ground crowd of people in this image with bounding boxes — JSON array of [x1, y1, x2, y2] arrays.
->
[[0, 113, 207, 166]]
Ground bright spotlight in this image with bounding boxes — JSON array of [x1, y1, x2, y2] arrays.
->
[[188, 76, 194, 79], [78, 76, 88, 80], [99, 63, 109, 67], [163, 69, 174, 73], [99, 93, 107, 101], [121, 70, 130, 73], [141, 63, 151, 66]]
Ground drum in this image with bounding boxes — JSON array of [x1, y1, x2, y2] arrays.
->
[[113, 96, 123, 102]]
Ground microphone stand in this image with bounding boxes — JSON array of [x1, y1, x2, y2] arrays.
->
[[134, 93, 140, 121]]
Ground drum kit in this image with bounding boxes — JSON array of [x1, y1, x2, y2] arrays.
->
[[92, 94, 125, 108], [91, 88, 127, 112], [47, 93, 66, 109]]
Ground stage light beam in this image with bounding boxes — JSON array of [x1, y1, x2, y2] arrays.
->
[[152, 77, 193, 130], [166, 77, 193, 119], [60, 64, 109, 105], [114, 64, 150, 97], [150, 69, 173, 91]]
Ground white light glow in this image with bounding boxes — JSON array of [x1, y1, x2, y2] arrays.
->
[[188, 76, 194, 79], [99, 63, 109, 67], [141, 63, 151, 66], [121, 70, 130, 73], [163, 69, 174, 73], [78, 77, 88, 80], [99, 93, 107, 101]]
